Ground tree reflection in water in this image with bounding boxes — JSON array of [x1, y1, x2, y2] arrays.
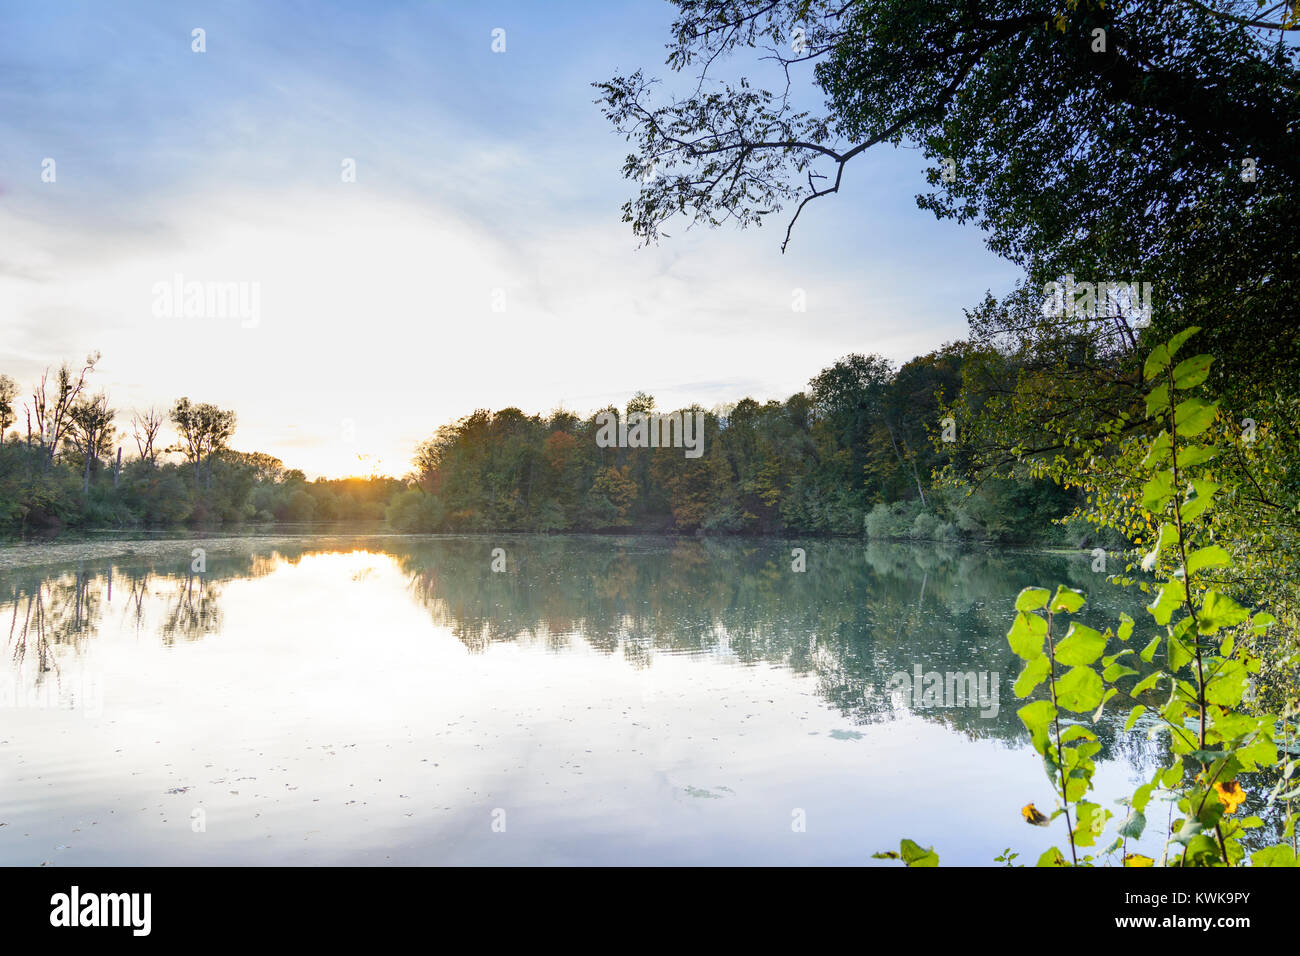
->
[[2, 535, 1166, 772]]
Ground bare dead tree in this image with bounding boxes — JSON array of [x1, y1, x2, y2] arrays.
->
[[132, 406, 165, 465], [26, 352, 100, 470]]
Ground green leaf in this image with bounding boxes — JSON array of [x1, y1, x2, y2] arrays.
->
[[1177, 444, 1217, 467], [1118, 807, 1146, 839], [1060, 724, 1096, 743], [1179, 479, 1220, 523], [1036, 846, 1070, 867], [1171, 353, 1213, 390], [1056, 666, 1104, 713], [1125, 705, 1147, 731], [1015, 587, 1051, 612], [1055, 623, 1107, 666], [1141, 523, 1177, 572], [1131, 671, 1162, 695], [1138, 636, 1162, 664], [1199, 590, 1250, 634], [1143, 328, 1199, 381], [1018, 700, 1058, 754], [1174, 397, 1217, 437], [897, 838, 939, 867], [1186, 545, 1231, 575], [1147, 579, 1185, 626], [1142, 471, 1174, 511], [1250, 845, 1298, 867], [1205, 660, 1248, 707], [1168, 629, 1194, 672], [1073, 802, 1109, 847], [1008, 611, 1048, 660], [1208, 709, 1256, 739], [1116, 613, 1135, 642], [1237, 736, 1277, 771], [1183, 833, 1222, 866], [1103, 662, 1140, 682], [1144, 347, 1171, 382], [1014, 654, 1050, 698], [1161, 762, 1183, 788], [1018, 699, 1057, 732], [1163, 697, 1192, 736], [1171, 819, 1203, 845], [1050, 586, 1086, 614], [1141, 431, 1171, 468], [1145, 382, 1170, 417], [1250, 612, 1276, 635]]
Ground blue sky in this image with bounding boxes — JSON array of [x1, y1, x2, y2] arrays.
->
[[0, 0, 1019, 476]]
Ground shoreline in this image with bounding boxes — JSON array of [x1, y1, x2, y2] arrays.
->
[[0, 527, 1111, 574]]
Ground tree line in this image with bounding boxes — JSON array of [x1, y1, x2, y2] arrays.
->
[[388, 346, 1094, 543], [0, 356, 400, 533], [1, 343, 1096, 543]]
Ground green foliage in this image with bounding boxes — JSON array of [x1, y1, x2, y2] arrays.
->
[[599, 1, 1298, 406], [0, 399, 404, 535], [872, 839, 939, 867], [4, 342, 1094, 542], [880, 330, 1300, 867], [386, 487, 444, 532], [403, 350, 1079, 539]]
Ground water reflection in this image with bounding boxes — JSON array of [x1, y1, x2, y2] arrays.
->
[[3, 537, 1167, 756], [398, 537, 1173, 765], [0, 535, 1172, 864]]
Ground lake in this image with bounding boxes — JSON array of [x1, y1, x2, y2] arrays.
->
[[0, 533, 1166, 865]]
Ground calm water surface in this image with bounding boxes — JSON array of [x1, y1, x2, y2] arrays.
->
[[1, 534, 1165, 865]]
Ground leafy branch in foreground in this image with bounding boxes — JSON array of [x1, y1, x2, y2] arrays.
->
[[879, 329, 1300, 867]]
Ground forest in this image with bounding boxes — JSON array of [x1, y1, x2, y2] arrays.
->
[[0, 363, 402, 533], [387, 346, 1096, 541], [0, 342, 1102, 545]]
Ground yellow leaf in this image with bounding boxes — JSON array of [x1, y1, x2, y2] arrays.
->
[[1214, 781, 1246, 814], [1022, 803, 1049, 826]]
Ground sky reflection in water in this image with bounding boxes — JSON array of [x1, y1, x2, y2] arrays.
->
[[0, 536, 1164, 865]]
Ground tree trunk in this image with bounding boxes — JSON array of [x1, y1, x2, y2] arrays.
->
[[910, 457, 928, 509], [885, 420, 927, 508]]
